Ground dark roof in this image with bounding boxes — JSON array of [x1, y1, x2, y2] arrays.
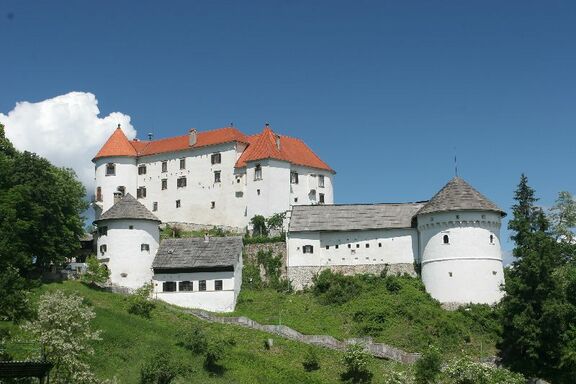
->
[[288, 203, 426, 232], [152, 236, 243, 270], [94, 194, 160, 223], [417, 177, 505, 216]]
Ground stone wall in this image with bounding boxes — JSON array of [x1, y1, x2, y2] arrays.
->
[[288, 263, 416, 290], [243, 242, 288, 278]]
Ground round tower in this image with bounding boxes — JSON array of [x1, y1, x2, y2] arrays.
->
[[94, 194, 160, 289], [93, 125, 138, 218], [417, 177, 506, 305]]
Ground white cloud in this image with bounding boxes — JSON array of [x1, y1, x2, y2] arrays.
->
[[0, 92, 136, 194]]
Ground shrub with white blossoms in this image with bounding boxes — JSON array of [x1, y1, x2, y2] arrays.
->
[[382, 370, 414, 384], [444, 356, 525, 384], [22, 290, 103, 384]]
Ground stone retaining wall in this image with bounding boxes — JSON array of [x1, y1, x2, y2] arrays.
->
[[243, 242, 288, 278]]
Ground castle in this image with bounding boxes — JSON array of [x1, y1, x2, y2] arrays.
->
[[93, 124, 505, 311]]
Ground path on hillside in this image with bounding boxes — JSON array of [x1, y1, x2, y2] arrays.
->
[[173, 307, 420, 364]]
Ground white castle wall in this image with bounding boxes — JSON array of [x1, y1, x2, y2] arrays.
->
[[96, 219, 160, 289], [418, 211, 505, 304], [94, 156, 137, 217]]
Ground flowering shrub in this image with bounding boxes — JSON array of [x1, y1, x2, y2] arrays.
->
[[444, 357, 525, 384]]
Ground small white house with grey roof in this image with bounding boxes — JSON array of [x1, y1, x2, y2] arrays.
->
[[287, 176, 506, 305], [151, 236, 243, 312]]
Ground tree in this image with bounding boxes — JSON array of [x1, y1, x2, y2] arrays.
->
[[82, 255, 110, 285], [266, 212, 286, 233], [340, 344, 372, 383], [128, 283, 156, 318], [140, 351, 181, 384], [250, 215, 267, 237], [549, 191, 576, 244], [414, 345, 442, 384], [22, 291, 102, 384]]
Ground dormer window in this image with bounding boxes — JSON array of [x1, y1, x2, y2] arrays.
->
[[211, 153, 221, 165], [106, 163, 115, 176], [290, 171, 299, 184], [254, 164, 262, 180]]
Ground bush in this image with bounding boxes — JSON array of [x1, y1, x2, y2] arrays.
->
[[140, 351, 181, 384], [341, 344, 372, 383], [128, 283, 155, 318], [444, 356, 525, 384], [242, 261, 263, 289], [312, 270, 360, 305], [302, 347, 320, 371], [82, 255, 109, 285], [177, 322, 208, 354], [204, 337, 230, 375], [250, 215, 268, 237], [414, 345, 442, 384]]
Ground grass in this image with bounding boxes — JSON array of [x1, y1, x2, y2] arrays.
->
[[1, 281, 411, 383], [228, 274, 500, 358]]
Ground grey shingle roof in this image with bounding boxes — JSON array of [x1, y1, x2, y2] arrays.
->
[[288, 203, 426, 232], [94, 194, 160, 223], [417, 177, 505, 216], [152, 236, 243, 270]]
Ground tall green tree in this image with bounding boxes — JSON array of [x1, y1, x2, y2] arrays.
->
[[549, 191, 576, 244], [498, 175, 576, 383]]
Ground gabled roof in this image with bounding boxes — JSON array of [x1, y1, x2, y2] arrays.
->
[[152, 236, 243, 270], [235, 126, 334, 172], [93, 126, 137, 159], [94, 194, 160, 223], [289, 202, 426, 232], [417, 177, 506, 216]]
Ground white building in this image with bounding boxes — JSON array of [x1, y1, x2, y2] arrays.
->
[[94, 194, 161, 289], [92, 124, 335, 230], [287, 177, 506, 305], [152, 236, 243, 312]]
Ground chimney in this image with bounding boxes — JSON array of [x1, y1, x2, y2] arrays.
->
[[113, 192, 122, 205], [275, 135, 281, 150], [189, 128, 197, 146], [148, 133, 153, 141]]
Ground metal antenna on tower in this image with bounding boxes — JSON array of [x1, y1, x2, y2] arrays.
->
[[454, 147, 458, 177]]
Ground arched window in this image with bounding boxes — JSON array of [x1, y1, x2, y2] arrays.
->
[[302, 245, 314, 254], [490, 235, 494, 244], [443, 235, 449, 244]]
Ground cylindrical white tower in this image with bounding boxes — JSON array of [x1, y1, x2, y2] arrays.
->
[[417, 177, 506, 305], [94, 194, 160, 289]]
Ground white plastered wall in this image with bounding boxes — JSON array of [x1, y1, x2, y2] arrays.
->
[[94, 156, 137, 217], [288, 165, 334, 206]]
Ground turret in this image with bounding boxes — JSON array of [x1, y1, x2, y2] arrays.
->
[[417, 177, 506, 305]]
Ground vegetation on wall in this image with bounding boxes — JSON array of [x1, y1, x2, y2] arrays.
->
[[242, 249, 291, 292]]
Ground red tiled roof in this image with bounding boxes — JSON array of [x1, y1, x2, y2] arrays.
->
[[235, 126, 333, 172], [93, 126, 137, 159]]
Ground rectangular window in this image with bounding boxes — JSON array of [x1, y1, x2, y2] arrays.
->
[[98, 226, 108, 236], [176, 200, 181, 208], [179, 158, 186, 170], [211, 153, 221, 164], [99, 244, 107, 255], [96, 187, 102, 202], [163, 281, 176, 292], [137, 187, 146, 199], [215, 280, 223, 291], [211, 201, 215, 209], [153, 202, 158, 211], [199, 280, 206, 291], [161, 179, 167, 190], [179, 281, 193, 291], [318, 175, 325, 188], [141, 244, 150, 251], [254, 164, 262, 180], [214, 171, 221, 183], [303, 245, 314, 254], [290, 171, 299, 184], [138, 165, 147, 175], [177, 176, 187, 188], [319, 193, 325, 204], [106, 163, 115, 176], [161, 161, 167, 173]]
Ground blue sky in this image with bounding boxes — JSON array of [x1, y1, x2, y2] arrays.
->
[[1, 0, 575, 254]]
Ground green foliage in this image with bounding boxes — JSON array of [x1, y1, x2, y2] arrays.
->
[[549, 191, 576, 244], [128, 283, 156, 319], [22, 290, 101, 384], [160, 225, 234, 240], [82, 255, 110, 285], [302, 346, 320, 371], [244, 249, 291, 292], [250, 215, 268, 237], [242, 261, 264, 289], [266, 212, 286, 232], [444, 356, 525, 384], [204, 337, 229, 374], [140, 351, 181, 384], [242, 235, 285, 244], [0, 266, 33, 322], [312, 269, 360, 305], [414, 345, 442, 384], [341, 344, 372, 383], [177, 322, 208, 354]]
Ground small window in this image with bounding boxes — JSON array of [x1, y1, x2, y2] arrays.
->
[[326, 245, 329, 250], [176, 200, 181, 208], [161, 179, 167, 190], [443, 235, 449, 244], [378, 243, 382, 247], [294, 197, 298, 203], [98, 226, 108, 236], [318, 175, 325, 188], [117, 186, 125, 196], [138, 165, 147, 175], [290, 171, 299, 184], [214, 171, 221, 183], [215, 280, 223, 291], [96, 187, 103, 202], [141, 244, 150, 251], [356, 244, 360, 248], [348, 244, 351, 249], [161, 161, 168, 173], [129, 225, 134, 230], [137, 187, 146, 199], [163, 281, 176, 292], [179, 158, 186, 170], [482, 214, 486, 219], [490, 235, 494, 244], [335, 245, 339, 249], [199, 280, 207, 291], [254, 164, 262, 180], [211, 153, 221, 164], [106, 163, 115, 176], [177, 176, 187, 188], [319, 193, 325, 204], [302, 245, 314, 254], [448, 272, 453, 277], [179, 281, 193, 291], [211, 201, 215, 209], [257, 189, 261, 196], [153, 202, 158, 211], [99, 244, 107, 255], [236, 177, 241, 183], [365, 243, 369, 248], [456, 214, 460, 219], [492, 271, 497, 276]]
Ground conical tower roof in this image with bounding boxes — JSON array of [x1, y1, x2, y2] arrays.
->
[[94, 194, 160, 223], [418, 177, 505, 216], [93, 125, 137, 160]]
